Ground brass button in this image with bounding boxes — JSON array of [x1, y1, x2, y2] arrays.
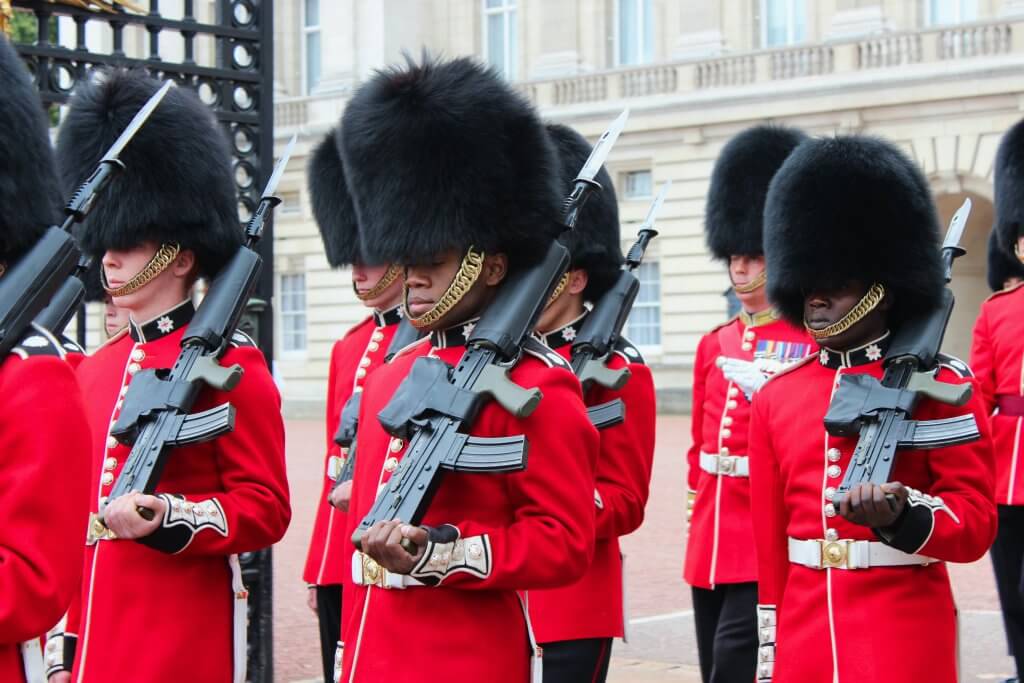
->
[[355, 368, 367, 379], [726, 400, 738, 410], [371, 331, 385, 342], [741, 342, 753, 352], [104, 457, 117, 471], [824, 487, 836, 501], [827, 447, 841, 462], [101, 472, 114, 486], [720, 429, 732, 439], [127, 363, 141, 375], [359, 357, 371, 367], [383, 457, 399, 473], [728, 387, 739, 398], [106, 436, 118, 450], [744, 330, 756, 341], [367, 342, 380, 352], [120, 385, 130, 398], [389, 438, 404, 453], [130, 348, 146, 362], [824, 503, 836, 517], [723, 416, 734, 426], [825, 528, 839, 542], [467, 541, 483, 560], [719, 447, 730, 457], [827, 465, 841, 478]]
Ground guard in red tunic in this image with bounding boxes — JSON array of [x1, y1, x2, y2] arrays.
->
[[302, 127, 406, 683], [0, 34, 92, 683], [335, 56, 598, 683], [682, 125, 812, 683], [750, 134, 997, 682], [50, 71, 290, 683], [523, 123, 656, 682], [970, 121, 1024, 683]]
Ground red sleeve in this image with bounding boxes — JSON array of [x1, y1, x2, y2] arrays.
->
[[410, 367, 599, 590], [0, 357, 90, 642], [968, 305, 996, 415], [748, 386, 789, 608], [688, 333, 715, 491], [141, 347, 291, 556], [592, 360, 656, 540]]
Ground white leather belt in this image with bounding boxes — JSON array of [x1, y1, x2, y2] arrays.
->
[[351, 551, 425, 589], [326, 455, 343, 482], [788, 537, 938, 570], [700, 451, 749, 477]]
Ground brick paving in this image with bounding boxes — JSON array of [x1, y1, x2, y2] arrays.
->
[[274, 415, 1013, 682]]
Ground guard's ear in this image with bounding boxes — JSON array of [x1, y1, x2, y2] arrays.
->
[[483, 253, 508, 286]]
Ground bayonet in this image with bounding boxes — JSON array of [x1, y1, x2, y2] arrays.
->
[[563, 110, 629, 230], [261, 134, 296, 203]]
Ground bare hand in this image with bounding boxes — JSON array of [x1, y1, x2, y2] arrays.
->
[[838, 481, 908, 528], [306, 585, 317, 615], [360, 520, 428, 574], [48, 672, 71, 683], [103, 492, 166, 539], [328, 481, 353, 512]]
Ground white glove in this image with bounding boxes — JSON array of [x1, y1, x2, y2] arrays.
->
[[716, 356, 781, 399]]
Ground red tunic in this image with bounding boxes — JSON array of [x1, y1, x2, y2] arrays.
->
[[684, 314, 813, 588], [340, 323, 598, 682], [0, 329, 90, 683], [303, 307, 405, 587], [68, 301, 290, 682], [970, 283, 1024, 504], [749, 335, 996, 682], [526, 315, 656, 642]]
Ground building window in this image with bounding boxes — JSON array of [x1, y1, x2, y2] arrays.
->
[[925, 0, 978, 25], [483, 0, 517, 81], [280, 273, 307, 353], [623, 170, 653, 199], [615, 0, 653, 66], [303, 0, 321, 94], [626, 261, 661, 347], [279, 190, 301, 216], [761, 0, 807, 47]]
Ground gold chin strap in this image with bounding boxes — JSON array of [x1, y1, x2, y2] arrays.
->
[[546, 272, 571, 306], [102, 242, 181, 297], [354, 263, 402, 302], [733, 270, 767, 294], [404, 247, 485, 329], [805, 283, 886, 341]]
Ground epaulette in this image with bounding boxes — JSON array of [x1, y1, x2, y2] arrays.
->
[[936, 353, 973, 379], [708, 314, 740, 335], [756, 353, 818, 393], [522, 337, 572, 370], [612, 336, 646, 366], [228, 330, 257, 348], [985, 280, 1024, 302], [60, 335, 85, 356], [10, 324, 66, 361]]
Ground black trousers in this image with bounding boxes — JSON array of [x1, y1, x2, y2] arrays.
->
[[315, 584, 342, 683], [692, 582, 758, 683], [541, 637, 613, 683], [993, 505, 1024, 678]]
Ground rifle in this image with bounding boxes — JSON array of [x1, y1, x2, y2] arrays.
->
[[824, 198, 981, 506], [103, 135, 297, 517], [572, 181, 668, 429], [351, 109, 630, 549], [331, 318, 421, 488], [0, 81, 172, 356]]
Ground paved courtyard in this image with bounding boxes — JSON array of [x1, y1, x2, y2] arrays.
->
[[273, 415, 1014, 682]]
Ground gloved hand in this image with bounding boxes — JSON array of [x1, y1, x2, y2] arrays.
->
[[716, 356, 784, 400]]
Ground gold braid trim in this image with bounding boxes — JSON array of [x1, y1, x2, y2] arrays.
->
[[805, 283, 886, 341], [733, 270, 767, 294], [404, 247, 485, 329], [353, 263, 402, 302], [102, 242, 181, 297], [546, 272, 571, 306]]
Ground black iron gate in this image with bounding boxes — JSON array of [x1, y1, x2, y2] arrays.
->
[[10, 2, 276, 680]]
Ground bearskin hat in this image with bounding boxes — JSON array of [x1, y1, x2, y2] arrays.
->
[[704, 125, 806, 260], [987, 228, 1024, 292], [0, 35, 62, 264], [340, 55, 561, 268], [764, 135, 944, 327], [308, 128, 362, 267], [56, 70, 241, 278], [995, 118, 1024, 254], [546, 123, 622, 302]]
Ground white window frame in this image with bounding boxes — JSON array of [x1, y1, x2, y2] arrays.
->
[[626, 260, 662, 352], [279, 273, 308, 357], [482, 0, 518, 81], [923, 0, 978, 26], [614, 0, 654, 67], [760, 0, 806, 48], [623, 169, 653, 200], [302, 0, 321, 95]]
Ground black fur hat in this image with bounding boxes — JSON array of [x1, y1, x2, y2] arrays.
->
[[56, 70, 241, 277], [308, 128, 362, 267], [704, 125, 806, 260], [987, 227, 1024, 292], [0, 35, 62, 264], [995, 118, 1024, 254], [546, 123, 622, 302], [340, 55, 561, 268], [764, 135, 944, 327]]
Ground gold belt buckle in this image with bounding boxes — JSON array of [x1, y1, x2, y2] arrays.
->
[[718, 456, 735, 474], [819, 540, 851, 569], [86, 513, 117, 545], [360, 553, 389, 588]]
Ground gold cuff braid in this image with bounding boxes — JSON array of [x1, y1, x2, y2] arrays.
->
[[404, 247, 485, 329], [354, 263, 402, 302], [102, 242, 181, 297], [804, 283, 886, 341], [733, 270, 767, 294]]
